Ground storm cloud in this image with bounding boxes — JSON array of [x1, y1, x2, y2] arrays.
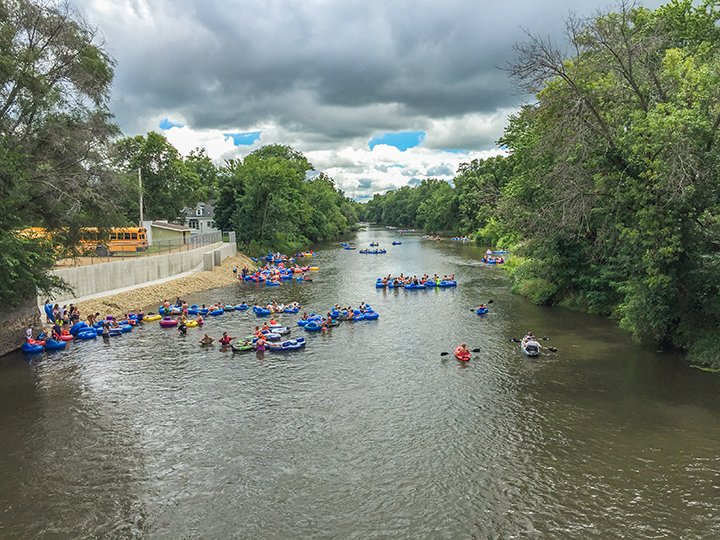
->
[[75, 0, 665, 199]]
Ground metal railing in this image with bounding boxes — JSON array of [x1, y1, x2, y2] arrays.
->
[[55, 231, 231, 267]]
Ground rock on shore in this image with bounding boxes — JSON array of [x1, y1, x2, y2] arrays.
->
[[74, 253, 256, 319]]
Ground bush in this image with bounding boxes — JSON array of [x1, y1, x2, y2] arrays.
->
[[512, 277, 558, 305]]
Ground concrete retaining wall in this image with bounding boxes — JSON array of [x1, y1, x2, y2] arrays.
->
[[0, 295, 42, 358], [49, 241, 236, 304]]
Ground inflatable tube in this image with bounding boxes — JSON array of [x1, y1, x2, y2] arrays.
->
[[119, 324, 132, 333], [209, 309, 223, 316], [304, 322, 323, 331], [76, 330, 98, 340], [70, 322, 88, 335], [44, 339, 66, 350], [261, 332, 282, 341], [59, 334, 73, 342], [187, 308, 199, 315], [184, 320, 197, 328], [159, 318, 178, 327], [235, 304, 249, 310], [144, 314, 161, 321], [268, 337, 306, 351], [231, 344, 254, 352], [44, 304, 54, 321], [364, 311, 379, 320], [108, 328, 123, 337], [253, 307, 272, 316], [309, 266, 319, 271], [266, 281, 280, 286], [22, 342, 44, 353], [284, 307, 299, 314], [200, 308, 209, 315], [476, 307, 488, 315], [268, 325, 291, 335], [223, 305, 234, 312]]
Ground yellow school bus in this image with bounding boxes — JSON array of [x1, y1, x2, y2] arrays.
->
[[86, 227, 149, 255], [21, 227, 149, 256]]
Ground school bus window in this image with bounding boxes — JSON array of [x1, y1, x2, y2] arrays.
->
[[110, 233, 117, 240], [131, 233, 137, 239], [124, 233, 131, 240]]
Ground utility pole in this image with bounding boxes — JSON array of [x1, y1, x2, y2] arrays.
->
[[138, 167, 144, 226]]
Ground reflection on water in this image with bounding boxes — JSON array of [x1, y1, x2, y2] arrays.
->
[[1, 227, 719, 539]]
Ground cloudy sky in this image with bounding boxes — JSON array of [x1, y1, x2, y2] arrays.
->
[[74, 0, 665, 200]]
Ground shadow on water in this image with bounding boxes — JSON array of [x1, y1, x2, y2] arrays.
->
[[1, 226, 719, 539]]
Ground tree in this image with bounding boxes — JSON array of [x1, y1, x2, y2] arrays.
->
[[114, 132, 203, 222], [0, 0, 121, 305], [503, 0, 720, 364]]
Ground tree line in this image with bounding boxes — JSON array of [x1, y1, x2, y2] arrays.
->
[[360, 0, 720, 368], [0, 0, 358, 308]]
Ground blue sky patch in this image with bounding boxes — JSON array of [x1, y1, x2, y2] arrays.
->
[[440, 149, 470, 155], [224, 131, 262, 146], [159, 118, 183, 130], [369, 131, 425, 151]]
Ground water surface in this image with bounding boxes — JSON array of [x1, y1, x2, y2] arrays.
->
[[1, 227, 719, 538]]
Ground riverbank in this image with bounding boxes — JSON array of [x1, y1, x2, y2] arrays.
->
[[72, 253, 256, 319]]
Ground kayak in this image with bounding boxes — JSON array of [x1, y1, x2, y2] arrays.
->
[[454, 351, 470, 362], [521, 341, 540, 357]]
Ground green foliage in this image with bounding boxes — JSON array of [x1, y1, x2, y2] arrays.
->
[[214, 145, 354, 251], [0, 0, 122, 303], [113, 132, 204, 222], [0, 229, 70, 307], [499, 0, 720, 365]]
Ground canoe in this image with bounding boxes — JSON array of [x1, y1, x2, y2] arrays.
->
[[521, 341, 540, 357]]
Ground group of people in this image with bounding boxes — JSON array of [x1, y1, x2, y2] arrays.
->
[[254, 301, 302, 313], [377, 273, 455, 287], [38, 299, 147, 342]]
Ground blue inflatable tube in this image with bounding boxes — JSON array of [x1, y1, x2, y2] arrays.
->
[[364, 312, 379, 320], [70, 322, 88, 335], [200, 308, 209, 315], [120, 324, 132, 332], [284, 307, 299, 314], [44, 339, 66, 350], [209, 309, 223, 316], [253, 306, 272, 316], [187, 308, 199, 315], [76, 330, 98, 339], [304, 322, 322, 331], [22, 342, 44, 353], [266, 281, 280, 286], [44, 304, 54, 321], [236, 304, 249, 310]]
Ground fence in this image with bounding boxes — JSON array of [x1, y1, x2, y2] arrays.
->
[[55, 231, 234, 268]]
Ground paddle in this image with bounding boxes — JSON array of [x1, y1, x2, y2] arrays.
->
[[441, 348, 481, 356], [470, 300, 493, 311]]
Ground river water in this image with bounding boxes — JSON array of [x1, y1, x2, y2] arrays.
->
[[1, 227, 719, 539]]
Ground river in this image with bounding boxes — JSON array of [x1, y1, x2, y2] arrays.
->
[[1, 227, 719, 539]]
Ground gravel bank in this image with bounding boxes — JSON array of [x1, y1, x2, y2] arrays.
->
[[74, 254, 256, 318]]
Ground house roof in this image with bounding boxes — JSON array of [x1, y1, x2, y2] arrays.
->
[[151, 221, 192, 232], [184, 200, 215, 217]]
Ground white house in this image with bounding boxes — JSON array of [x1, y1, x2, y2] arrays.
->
[[183, 200, 220, 234]]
